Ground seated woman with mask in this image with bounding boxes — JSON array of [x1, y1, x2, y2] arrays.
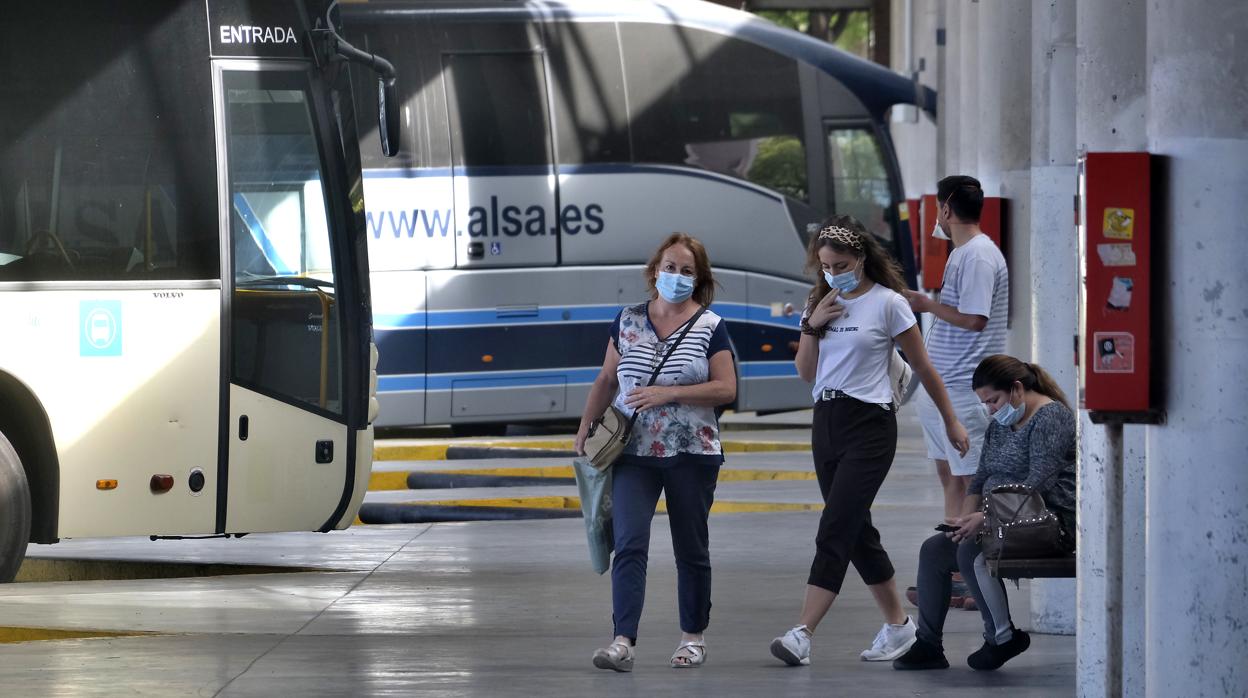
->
[[893, 354, 1076, 672]]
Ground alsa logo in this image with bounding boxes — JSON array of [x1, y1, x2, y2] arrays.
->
[[367, 199, 605, 239], [219, 26, 299, 45]]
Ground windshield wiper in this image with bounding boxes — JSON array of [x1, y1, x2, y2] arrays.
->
[[236, 274, 334, 291]]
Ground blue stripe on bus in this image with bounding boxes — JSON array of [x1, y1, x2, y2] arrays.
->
[[378, 363, 794, 393], [374, 314, 798, 376], [374, 302, 801, 331], [739, 362, 800, 378], [375, 304, 623, 329], [361, 163, 785, 203], [380, 368, 602, 393]]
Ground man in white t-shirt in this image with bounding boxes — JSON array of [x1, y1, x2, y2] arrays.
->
[[903, 175, 1009, 523]]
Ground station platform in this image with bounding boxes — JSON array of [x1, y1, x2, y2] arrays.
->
[[0, 407, 1075, 695]]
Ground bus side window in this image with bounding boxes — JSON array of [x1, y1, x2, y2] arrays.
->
[[0, 1, 218, 282], [546, 21, 631, 164], [826, 127, 892, 241], [620, 24, 807, 202]]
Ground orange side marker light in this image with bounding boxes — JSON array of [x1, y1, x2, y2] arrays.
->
[[96, 479, 118, 490]]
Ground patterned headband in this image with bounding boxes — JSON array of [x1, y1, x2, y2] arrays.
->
[[818, 225, 863, 251]]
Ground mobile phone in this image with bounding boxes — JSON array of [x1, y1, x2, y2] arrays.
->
[[934, 523, 959, 533]]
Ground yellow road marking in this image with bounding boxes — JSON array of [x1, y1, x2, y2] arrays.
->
[[373, 439, 809, 462], [0, 627, 155, 644], [368, 471, 413, 491], [368, 466, 816, 490], [368, 496, 822, 515]]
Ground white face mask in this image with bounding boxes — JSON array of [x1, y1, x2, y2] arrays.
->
[[931, 193, 954, 240]]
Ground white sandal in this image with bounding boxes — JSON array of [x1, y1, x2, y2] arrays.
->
[[670, 640, 706, 668], [592, 641, 634, 672]]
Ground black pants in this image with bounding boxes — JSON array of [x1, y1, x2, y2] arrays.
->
[[807, 398, 897, 593], [914, 533, 1015, 647]]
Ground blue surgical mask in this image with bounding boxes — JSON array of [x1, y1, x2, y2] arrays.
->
[[656, 271, 695, 303], [824, 262, 861, 294], [993, 395, 1025, 427]]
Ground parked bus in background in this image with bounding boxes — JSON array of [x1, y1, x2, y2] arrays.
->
[[0, 0, 401, 581], [340, 0, 934, 434]]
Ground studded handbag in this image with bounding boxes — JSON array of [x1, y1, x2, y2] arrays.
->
[[584, 307, 707, 470], [979, 483, 1069, 560]]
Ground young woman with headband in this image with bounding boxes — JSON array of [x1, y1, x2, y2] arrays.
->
[[770, 215, 970, 667]]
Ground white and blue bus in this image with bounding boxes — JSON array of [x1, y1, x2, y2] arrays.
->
[[341, 0, 935, 432], [0, 0, 399, 580]]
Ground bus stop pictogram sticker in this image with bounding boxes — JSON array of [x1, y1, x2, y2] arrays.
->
[[80, 301, 122, 357]]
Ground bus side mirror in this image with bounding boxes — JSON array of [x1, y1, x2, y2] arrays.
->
[[378, 78, 400, 157]]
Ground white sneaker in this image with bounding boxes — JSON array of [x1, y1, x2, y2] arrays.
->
[[859, 616, 917, 661], [770, 625, 812, 666]]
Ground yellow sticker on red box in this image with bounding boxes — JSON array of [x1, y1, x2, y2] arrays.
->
[[1103, 207, 1134, 240]]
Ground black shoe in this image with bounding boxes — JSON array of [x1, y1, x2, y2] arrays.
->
[[967, 629, 1031, 671], [892, 637, 949, 670]]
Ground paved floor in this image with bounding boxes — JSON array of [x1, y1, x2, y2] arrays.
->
[[0, 407, 1075, 696]]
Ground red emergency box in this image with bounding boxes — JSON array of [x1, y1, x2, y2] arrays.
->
[[905, 198, 921, 267], [920, 193, 949, 291], [980, 197, 1005, 250], [1079, 152, 1158, 418]]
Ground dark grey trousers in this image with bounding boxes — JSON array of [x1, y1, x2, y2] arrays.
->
[[915, 533, 1015, 647]]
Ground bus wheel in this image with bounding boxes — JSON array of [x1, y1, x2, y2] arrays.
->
[[0, 431, 31, 583]]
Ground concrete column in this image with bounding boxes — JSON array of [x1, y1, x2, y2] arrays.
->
[[1074, 0, 1149, 694], [982, 0, 1033, 360], [888, 0, 939, 200], [1144, 1, 1248, 695], [957, 0, 979, 177], [937, 0, 960, 176], [973, 1, 1000, 197], [1027, 0, 1078, 640]]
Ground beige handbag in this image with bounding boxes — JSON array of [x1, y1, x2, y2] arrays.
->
[[584, 406, 631, 470], [584, 307, 707, 471], [888, 346, 917, 406]]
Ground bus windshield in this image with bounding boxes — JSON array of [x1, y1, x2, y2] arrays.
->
[[225, 70, 335, 292]]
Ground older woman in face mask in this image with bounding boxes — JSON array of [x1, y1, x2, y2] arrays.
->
[[575, 232, 736, 672]]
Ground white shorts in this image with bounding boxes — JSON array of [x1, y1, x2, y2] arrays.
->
[[915, 383, 991, 476]]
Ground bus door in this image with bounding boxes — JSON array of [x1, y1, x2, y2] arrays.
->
[[824, 122, 908, 272], [442, 48, 559, 268], [216, 64, 351, 534]]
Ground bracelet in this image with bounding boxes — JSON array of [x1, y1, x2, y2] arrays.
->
[[800, 319, 827, 338]]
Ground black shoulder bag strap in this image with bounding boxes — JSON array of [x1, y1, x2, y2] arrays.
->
[[625, 305, 708, 433]]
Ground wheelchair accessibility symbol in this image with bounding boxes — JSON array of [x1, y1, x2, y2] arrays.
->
[[80, 301, 122, 356]]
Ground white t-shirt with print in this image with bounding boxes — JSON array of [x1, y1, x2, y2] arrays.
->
[[807, 284, 917, 405]]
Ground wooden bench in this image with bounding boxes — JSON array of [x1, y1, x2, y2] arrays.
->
[[988, 555, 1076, 579]]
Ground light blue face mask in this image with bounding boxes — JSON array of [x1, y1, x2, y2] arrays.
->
[[656, 271, 695, 303], [823, 261, 861, 294], [993, 392, 1025, 427]]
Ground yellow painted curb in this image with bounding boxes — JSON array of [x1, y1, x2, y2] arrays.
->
[[0, 627, 155, 644], [373, 439, 809, 462], [373, 496, 822, 515], [368, 471, 413, 491], [413, 496, 582, 510], [368, 466, 816, 490], [373, 440, 573, 461], [721, 441, 811, 453]]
